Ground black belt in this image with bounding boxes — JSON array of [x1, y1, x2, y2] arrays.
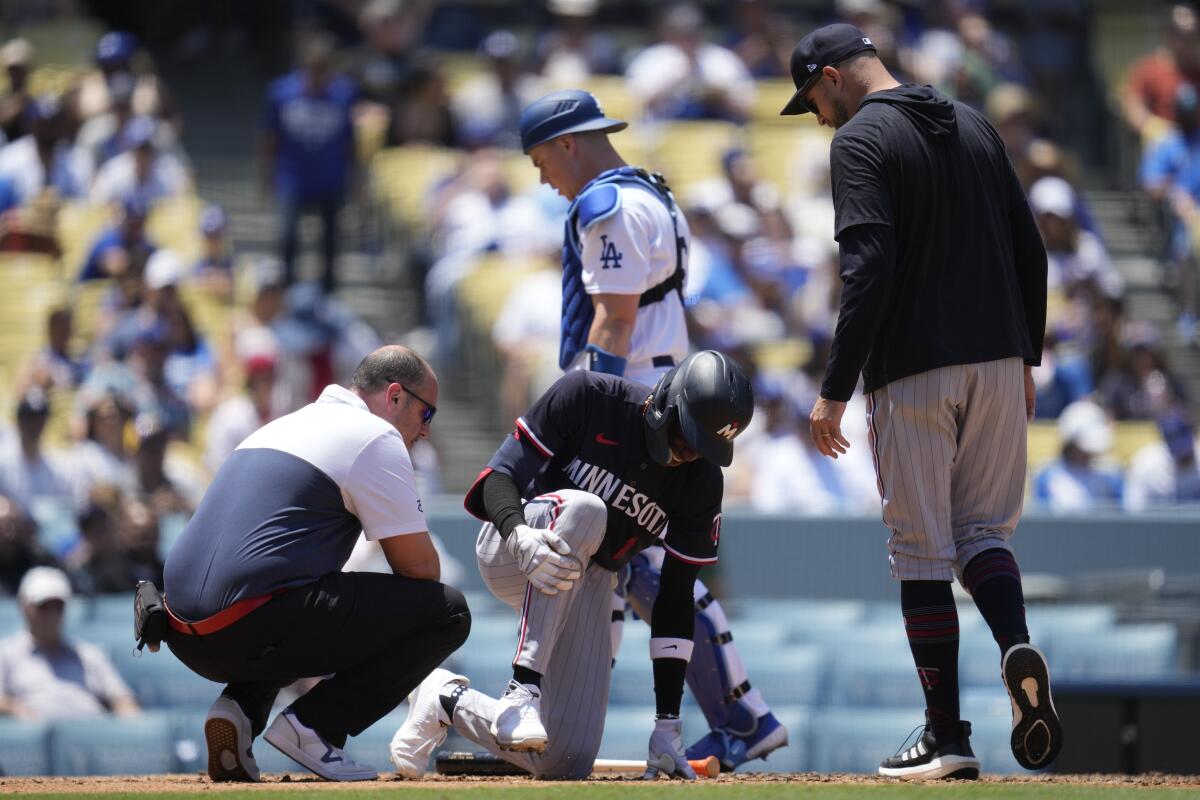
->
[[652, 355, 675, 368]]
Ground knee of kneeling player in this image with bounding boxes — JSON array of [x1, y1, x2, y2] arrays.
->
[[553, 490, 609, 551]]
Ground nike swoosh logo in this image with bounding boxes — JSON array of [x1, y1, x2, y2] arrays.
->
[[664, 644, 677, 650], [595, 433, 619, 446]]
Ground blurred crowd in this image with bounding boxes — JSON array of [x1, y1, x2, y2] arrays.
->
[[0, 0, 1196, 644], [0, 0, 1195, 723]]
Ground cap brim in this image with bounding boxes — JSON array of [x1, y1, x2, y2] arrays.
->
[[780, 77, 819, 116], [523, 118, 627, 153], [678, 401, 734, 468]]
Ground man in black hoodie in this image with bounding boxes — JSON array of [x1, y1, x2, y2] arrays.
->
[[780, 24, 1061, 780]]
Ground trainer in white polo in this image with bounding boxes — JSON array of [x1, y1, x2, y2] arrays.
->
[[265, 706, 378, 781], [491, 680, 548, 753], [204, 695, 260, 782], [390, 668, 470, 778]]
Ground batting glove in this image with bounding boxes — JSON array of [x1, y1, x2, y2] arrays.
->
[[642, 716, 696, 780], [505, 524, 582, 596]]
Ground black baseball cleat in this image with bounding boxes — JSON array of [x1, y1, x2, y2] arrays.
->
[[1003, 643, 1063, 770], [878, 720, 980, 780]]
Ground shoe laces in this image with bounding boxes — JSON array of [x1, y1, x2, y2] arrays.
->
[[891, 724, 926, 757]]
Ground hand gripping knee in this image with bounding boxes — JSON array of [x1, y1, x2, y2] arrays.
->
[[506, 524, 583, 595]]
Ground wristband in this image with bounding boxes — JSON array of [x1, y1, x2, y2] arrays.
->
[[584, 343, 627, 377]]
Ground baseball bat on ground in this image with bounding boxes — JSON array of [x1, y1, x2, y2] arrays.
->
[[434, 751, 720, 778]]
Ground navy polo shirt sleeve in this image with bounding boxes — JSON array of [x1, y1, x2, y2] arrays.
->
[[830, 128, 894, 237], [661, 464, 723, 565]]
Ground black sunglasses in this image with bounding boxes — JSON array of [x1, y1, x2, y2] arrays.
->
[[400, 384, 437, 425]]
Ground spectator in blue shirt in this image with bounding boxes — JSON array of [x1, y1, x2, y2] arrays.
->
[[262, 33, 358, 295], [78, 194, 156, 282], [1140, 83, 1200, 342], [1033, 399, 1123, 513]]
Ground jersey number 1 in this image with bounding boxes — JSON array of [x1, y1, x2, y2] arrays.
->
[[599, 235, 623, 269]]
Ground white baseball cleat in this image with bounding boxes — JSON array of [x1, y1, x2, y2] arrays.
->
[[491, 680, 548, 753], [204, 695, 260, 782], [390, 668, 469, 778], [263, 706, 377, 781]]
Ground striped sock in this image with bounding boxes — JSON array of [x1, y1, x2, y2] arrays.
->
[[962, 548, 1030, 656], [901, 580, 960, 741]]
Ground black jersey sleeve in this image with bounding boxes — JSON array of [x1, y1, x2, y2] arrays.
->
[[830, 127, 894, 237], [661, 463, 723, 565], [464, 371, 592, 519]]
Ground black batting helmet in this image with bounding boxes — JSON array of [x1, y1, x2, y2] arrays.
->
[[643, 350, 754, 468]]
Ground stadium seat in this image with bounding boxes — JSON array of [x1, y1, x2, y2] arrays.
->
[[113, 650, 220, 708], [598, 706, 655, 761], [1026, 604, 1118, 639], [826, 653, 925, 708], [0, 719, 51, 776], [808, 707, 928, 773], [1044, 623, 1179, 680], [736, 645, 825, 707], [50, 711, 175, 775]]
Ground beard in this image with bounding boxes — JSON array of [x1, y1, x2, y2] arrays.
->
[[830, 95, 852, 128]]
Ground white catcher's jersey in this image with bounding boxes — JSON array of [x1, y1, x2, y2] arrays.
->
[[569, 181, 690, 383]]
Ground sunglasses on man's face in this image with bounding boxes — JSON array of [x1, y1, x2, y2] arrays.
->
[[400, 384, 437, 425]]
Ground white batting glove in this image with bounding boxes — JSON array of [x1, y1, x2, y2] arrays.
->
[[642, 717, 696, 780], [505, 524, 582, 596]]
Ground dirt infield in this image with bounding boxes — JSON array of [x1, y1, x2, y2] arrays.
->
[[2, 772, 1199, 794]]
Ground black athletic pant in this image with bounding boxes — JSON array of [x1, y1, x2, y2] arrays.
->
[[167, 571, 471, 746]]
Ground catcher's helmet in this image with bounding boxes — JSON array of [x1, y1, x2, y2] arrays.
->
[[518, 89, 626, 154], [644, 350, 754, 468]]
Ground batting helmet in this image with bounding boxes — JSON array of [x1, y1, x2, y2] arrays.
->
[[644, 351, 754, 468], [518, 89, 627, 154]]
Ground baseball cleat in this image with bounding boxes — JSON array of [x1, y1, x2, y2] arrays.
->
[[878, 721, 980, 780], [264, 706, 377, 781], [204, 695, 260, 782], [491, 680, 548, 753], [390, 669, 469, 778], [686, 712, 789, 772], [1003, 643, 1063, 770]]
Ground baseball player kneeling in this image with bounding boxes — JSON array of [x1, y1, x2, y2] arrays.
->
[[390, 351, 753, 780]]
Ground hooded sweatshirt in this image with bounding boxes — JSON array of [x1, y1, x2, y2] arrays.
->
[[820, 84, 1047, 400]]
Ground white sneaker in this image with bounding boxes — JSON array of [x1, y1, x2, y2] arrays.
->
[[263, 706, 377, 781], [204, 695, 260, 782], [390, 668, 469, 778], [491, 680, 548, 753]]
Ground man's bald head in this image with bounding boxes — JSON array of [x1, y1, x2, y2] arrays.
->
[[352, 345, 434, 394]]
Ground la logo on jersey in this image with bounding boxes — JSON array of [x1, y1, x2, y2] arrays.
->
[[716, 422, 739, 440], [598, 235, 623, 269]]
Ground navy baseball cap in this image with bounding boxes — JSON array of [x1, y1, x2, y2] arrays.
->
[[519, 89, 627, 153], [780, 23, 877, 116]]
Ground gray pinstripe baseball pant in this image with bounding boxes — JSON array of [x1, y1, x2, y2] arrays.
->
[[449, 489, 617, 779], [866, 357, 1026, 582]]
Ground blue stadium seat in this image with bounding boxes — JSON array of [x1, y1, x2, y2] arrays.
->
[[114, 650, 219, 708], [50, 712, 175, 775], [598, 706, 654, 761], [960, 687, 1023, 775], [167, 709, 207, 774], [737, 645, 825, 707], [0, 719, 51, 776], [343, 709, 408, 772], [1025, 604, 1117, 640], [958, 629, 1004, 689], [808, 707, 928, 773], [825, 654, 925, 708], [1045, 624, 1178, 680]]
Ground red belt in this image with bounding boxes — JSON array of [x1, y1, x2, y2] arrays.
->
[[167, 591, 286, 636]]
